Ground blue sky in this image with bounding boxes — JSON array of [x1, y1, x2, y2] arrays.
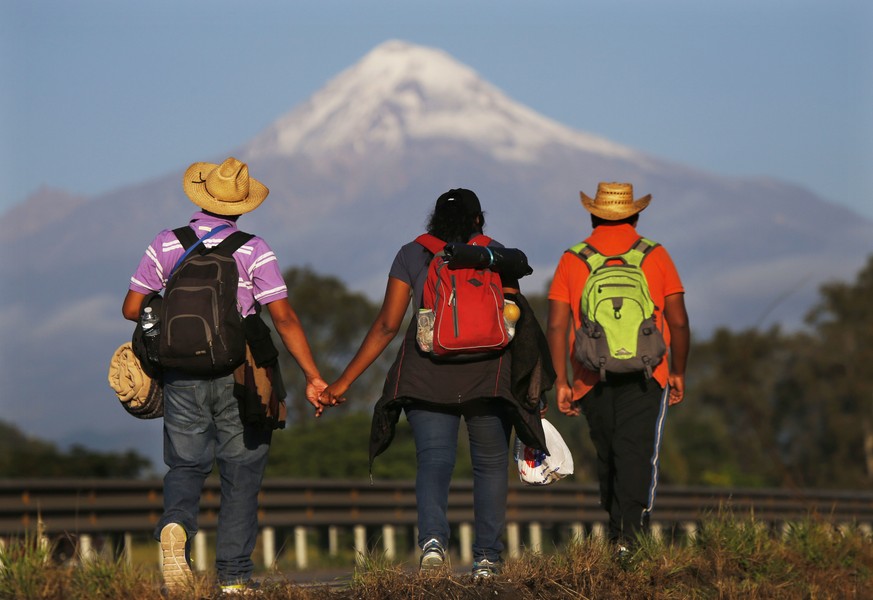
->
[[2, 0, 871, 219]]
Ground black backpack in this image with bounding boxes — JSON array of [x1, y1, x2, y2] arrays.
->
[[158, 225, 254, 376]]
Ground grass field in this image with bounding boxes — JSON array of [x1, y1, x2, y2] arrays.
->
[[2, 513, 871, 599]]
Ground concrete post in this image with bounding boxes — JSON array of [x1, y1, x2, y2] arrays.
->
[[294, 526, 308, 570], [382, 525, 396, 561], [459, 522, 473, 564], [262, 527, 276, 569], [354, 525, 367, 565], [122, 533, 133, 567], [328, 526, 339, 557], [193, 531, 208, 571], [529, 522, 543, 553], [570, 522, 584, 542], [506, 522, 521, 559], [683, 521, 697, 544], [78, 534, 95, 563], [649, 522, 663, 542]]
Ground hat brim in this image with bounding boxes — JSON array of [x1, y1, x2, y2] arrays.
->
[[580, 191, 651, 220], [182, 162, 269, 216]]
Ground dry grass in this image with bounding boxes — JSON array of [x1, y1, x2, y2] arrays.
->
[[2, 516, 871, 599]]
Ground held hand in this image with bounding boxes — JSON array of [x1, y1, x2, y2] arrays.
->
[[305, 377, 329, 417], [321, 382, 349, 407], [667, 373, 685, 406], [556, 383, 580, 417]]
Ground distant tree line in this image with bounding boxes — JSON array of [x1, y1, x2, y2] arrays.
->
[[0, 421, 151, 478], [268, 259, 872, 490], [4, 258, 870, 489]]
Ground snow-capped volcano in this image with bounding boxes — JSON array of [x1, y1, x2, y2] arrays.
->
[[245, 40, 638, 163]]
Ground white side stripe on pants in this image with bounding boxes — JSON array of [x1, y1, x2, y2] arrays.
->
[[643, 384, 670, 522]]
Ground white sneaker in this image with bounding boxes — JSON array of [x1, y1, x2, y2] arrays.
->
[[472, 558, 501, 580], [419, 538, 446, 571], [160, 523, 192, 593]]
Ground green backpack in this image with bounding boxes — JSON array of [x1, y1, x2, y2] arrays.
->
[[568, 237, 667, 381]]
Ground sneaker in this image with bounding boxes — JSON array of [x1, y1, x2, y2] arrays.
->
[[159, 523, 192, 593], [615, 544, 633, 570], [419, 538, 446, 571], [220, 581, 259, 595], [471, 558, 501, 580]]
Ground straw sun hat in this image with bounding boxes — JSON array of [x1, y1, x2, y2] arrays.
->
[[580, 182, 651, 221], [183, 157, 269, 216]]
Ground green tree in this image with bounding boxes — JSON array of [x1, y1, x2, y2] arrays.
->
[[662, 255, 873, 490], [776, 255, 873, 488], [271, 267, 402, 423], [0, 420, 152, 478], [662, 327, 790, 487], [267, 411, 454, 480]]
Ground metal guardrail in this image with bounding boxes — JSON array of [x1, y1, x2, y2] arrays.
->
[[2, 479, 872, 537]]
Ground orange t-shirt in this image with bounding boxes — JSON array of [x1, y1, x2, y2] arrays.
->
[[548, 223, 685, 400]]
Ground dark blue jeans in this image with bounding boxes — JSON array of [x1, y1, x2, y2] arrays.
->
[[155, 371, 272, 585], [405, 399, 513, 563]]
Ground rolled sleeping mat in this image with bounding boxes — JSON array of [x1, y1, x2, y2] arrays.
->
[[444, 243, 533, 278]]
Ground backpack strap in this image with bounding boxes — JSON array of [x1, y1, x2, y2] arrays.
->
[[169, 225, 254, 278], [623, 237, 660, 267], [211, 230, 255, 256], [468, 234, 493, 247], [567, 237, 660, 271], [416, 233, 493, 255], [173, 226, 200, 249], [566, 241, 605, 272], [415, 233, 446, 255], [170, 224, 230, 277]]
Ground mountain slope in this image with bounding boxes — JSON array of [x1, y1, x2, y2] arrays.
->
[[245, 40, 640, 163], [1, 40, 870, 467]]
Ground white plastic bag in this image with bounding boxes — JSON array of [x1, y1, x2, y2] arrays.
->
[[513, 419, 574, 485]]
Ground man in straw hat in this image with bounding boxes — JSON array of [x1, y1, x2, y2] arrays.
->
[[546, 182, 690, 558], [122, 157, 329, 594]]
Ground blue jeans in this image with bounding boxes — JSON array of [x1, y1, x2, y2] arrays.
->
[[405, 400, 512, 563], [155, 371, 272, 585]]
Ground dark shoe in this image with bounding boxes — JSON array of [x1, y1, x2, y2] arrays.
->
[[615, 544, 633, 570]]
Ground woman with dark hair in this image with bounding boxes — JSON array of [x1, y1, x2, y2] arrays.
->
[[322, 188, 523, 579]]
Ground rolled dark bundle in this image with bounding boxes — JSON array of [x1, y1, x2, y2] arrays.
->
[[491, 246, 534, 278], [444, 243, 534, 279]]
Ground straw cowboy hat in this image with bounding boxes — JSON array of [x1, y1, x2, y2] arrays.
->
[[580, 182, 651, 220], [183, 157, 269, 216]]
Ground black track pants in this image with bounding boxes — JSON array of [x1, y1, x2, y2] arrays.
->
[[580, 375, 668, 546]]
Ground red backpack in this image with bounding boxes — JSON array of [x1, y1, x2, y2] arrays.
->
[[415, 233, 509, 358]]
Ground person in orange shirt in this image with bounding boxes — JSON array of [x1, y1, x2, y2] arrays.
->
[[547, 182, 690, 555]]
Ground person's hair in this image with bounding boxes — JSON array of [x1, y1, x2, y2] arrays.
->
[[591, 214, 639, 228], [426, 202, 485, 243]]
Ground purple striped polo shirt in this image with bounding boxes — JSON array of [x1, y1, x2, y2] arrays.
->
[[129, 211, 288, 317]]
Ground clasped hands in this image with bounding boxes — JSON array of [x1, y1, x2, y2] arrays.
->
[[305, 378, 349, 418]]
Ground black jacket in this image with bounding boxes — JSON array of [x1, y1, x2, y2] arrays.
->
[[368, 292, 555, 471]]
